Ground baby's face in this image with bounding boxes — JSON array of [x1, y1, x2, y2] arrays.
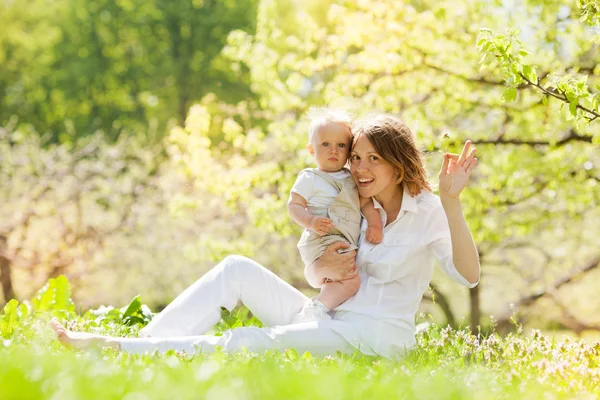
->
[[307, 122, 353, 172]]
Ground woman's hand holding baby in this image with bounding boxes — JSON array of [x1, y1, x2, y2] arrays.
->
[[310, 216, 334, 236], [305, 242, 357, 288]]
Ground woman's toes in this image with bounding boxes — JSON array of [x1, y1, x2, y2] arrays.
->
[[49, 319, 118, 351], [49, 318, 74, 347], [50, 318, 66, 333], [56, 329, 68, 341], [55, 330, 74, 348]]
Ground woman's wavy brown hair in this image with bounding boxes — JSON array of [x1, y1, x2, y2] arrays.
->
[[352, 114, 432, 196]]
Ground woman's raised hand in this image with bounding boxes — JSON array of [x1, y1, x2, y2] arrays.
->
[[439, 140, 478, 199]]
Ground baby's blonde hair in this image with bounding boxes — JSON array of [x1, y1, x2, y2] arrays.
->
[[306, 107, 353, 143]]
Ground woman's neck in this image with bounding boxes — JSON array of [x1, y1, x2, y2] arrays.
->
[[374, 185, 404, 218]]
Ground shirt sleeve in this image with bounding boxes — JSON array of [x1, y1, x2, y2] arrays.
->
[[290, 169, 314, 202], [425, 201, 479, 288]]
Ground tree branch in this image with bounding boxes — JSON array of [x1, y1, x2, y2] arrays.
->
[[547, 291, 600, 334], [519, 73, 600, 122], [496, 255, 600, 332], [471, 129, 593, 147]]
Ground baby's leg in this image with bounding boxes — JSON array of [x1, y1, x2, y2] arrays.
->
[[315, 274, 361, 311]]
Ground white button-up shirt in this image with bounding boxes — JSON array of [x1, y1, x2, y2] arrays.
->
[[331, 189, 479, 358]]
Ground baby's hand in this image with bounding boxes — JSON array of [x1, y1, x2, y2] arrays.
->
[[310, 216, 334, 236], [366, 226, 383, 244]]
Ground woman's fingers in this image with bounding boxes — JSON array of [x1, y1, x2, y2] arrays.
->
[[466, 158, 478, 174], [440, 153, 451, 176], [463, 149, 477, 171], [344, 264, 357, 278], [467, 148, 476, 161], [444, 153, 460, 169], [328, 242, 350, 252], [457, 140, 471, 166], [341, 249, 356, 259]]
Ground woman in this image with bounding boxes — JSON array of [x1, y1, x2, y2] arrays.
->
[[51, 114, 480, 359]]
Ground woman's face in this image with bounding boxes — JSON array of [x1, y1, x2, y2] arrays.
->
[[350, 135, 400, 201]]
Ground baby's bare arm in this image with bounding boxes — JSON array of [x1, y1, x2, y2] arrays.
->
[[288, 192, 314, 229], [360, 196, 383, 243], [360, 196, 381, 229], [288, 192, 334, 235]]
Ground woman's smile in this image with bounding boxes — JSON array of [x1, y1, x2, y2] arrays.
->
[[357, 177, 374, 188]]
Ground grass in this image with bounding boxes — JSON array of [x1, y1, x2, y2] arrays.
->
[[2, 318, 600, 399], [1, 279, 600, 400]]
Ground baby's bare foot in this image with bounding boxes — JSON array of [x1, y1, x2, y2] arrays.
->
[[50, 318, 120, 350]]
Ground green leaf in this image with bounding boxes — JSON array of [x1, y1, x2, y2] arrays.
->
[[591, 92, 600, 110], [0, 300, 20, 339], [53, 276, 74, 312], [285, 348, 298, 360], [123, 315, 145, 326], [502, 87, 517, 102], [122, 294, 142, 319], [522, 65, 537, 83], [32, 276, 75, 315], [32, 283, 55, 312], [569, 100, 578, 116], [18, 303, 28, 319]]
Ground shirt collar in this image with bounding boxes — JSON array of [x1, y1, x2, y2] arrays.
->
[[372, 189, 419, 215]]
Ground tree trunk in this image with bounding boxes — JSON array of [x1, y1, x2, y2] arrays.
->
[[0, 255, 15, 305], [423, 284, 456, 327], [469, 283, 481, 335]]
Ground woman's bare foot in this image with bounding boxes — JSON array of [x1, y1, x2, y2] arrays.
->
[[50, 319, 120, 350]]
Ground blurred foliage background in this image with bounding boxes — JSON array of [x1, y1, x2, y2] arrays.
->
[[0, 0, 598, 336]]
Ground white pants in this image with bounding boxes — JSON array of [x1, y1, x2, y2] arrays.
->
[[118, 255, 357, 356]]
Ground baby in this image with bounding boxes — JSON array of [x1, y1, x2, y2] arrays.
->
[[287, 109, 383, 323]]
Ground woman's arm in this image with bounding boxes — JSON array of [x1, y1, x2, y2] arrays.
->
[[438, 141, 480, 284], [305, 242, 357, 288], [440, 197, 480, 284]]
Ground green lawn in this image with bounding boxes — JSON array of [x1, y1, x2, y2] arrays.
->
[[1, 279, 599, 399]]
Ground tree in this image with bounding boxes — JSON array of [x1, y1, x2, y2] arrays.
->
[[0, 0, 258, 142], [0, 127, 161, 305], [476, 0, 600, 333]]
